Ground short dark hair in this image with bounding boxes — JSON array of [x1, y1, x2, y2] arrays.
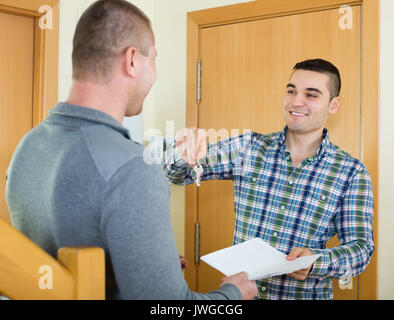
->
[[72, 0, 153, 84], [293, 59, 341, 99]]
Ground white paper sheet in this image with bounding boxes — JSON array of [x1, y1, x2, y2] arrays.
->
[[200, 238, 321, 280]]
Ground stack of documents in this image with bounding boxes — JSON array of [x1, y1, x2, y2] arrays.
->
[[200, 238, 321, 280]]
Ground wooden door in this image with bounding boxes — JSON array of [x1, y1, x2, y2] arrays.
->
[[195, 6, 361, 299], [0, 11, 35, 223]]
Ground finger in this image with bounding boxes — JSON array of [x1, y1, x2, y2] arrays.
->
[[186, 130, 198, 164], [288, 269, 308, 279], [175, 128, 187, 143], [286, 247, 304, 260], [287, 265, 311, 279], [197, 130, 207, 160], [182, 257, 189, 268], [233, 271, 247, 277], [176, 129, 189, 161], [298, 249, 313, 257], [180, 260, 187, 270]]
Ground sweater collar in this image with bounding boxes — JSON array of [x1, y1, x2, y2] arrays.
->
[[49, 102, 131, 139]]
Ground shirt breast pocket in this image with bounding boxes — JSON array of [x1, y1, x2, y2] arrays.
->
[[237, 173, 270, 202], [306, 187, 339, 224]]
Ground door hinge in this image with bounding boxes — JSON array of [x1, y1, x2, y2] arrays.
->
[[194, 222, 200, 266], [197, 60, 201, 105]]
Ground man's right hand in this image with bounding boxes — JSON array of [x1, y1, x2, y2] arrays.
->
[[219, 271, 257, 300], [175, 128, 207, 166]]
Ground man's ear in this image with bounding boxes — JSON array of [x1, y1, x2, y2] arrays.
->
[[328, 96, 340, 115], [124, 46, 137, 78]]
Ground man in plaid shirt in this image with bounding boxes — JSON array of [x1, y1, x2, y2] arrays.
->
[[162, 59, 374, 299]]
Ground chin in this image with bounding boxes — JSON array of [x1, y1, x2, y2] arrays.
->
[[286, 123, 314, 135], [133, 108, 143, 116], [125, 105, 143, 117], [286, 121, 303, 132]]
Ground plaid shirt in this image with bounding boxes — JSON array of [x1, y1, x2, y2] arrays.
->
[[163, 127, 374, 300]]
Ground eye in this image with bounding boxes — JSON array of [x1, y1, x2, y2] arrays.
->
[[287, 89, 296, 95], [306, 93, 317, 98]]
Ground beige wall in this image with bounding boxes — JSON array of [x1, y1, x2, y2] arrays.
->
[[378, 0, 394, 300]]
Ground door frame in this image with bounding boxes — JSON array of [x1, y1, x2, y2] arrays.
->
[[185, 0, 379, 300], [0, 0, 59, 127]]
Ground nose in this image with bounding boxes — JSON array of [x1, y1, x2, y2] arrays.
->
[[291, 92, 306, 108]]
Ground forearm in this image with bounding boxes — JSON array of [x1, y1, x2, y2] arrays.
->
[[308, 238, 374, 279], [162, 134, 250, 184]]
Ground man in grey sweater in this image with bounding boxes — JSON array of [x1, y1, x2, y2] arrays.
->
[[5, 0, 256, 300]]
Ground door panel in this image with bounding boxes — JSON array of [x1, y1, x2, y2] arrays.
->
[[197, 6, 361, 299], [0, 12, 35, 223]]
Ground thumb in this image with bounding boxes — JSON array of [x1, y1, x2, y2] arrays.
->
[[286, 247, 303, 261]]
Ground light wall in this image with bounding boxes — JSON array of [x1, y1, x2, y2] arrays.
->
[[378, 0, 394, 300]]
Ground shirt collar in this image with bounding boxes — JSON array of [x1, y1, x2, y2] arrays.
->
[[48, 102, 131, 139], [277, 126, 330, 160]]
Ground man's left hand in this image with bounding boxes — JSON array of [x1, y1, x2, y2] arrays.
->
[[286, 247, 314, 280], [179, 255, 188, 271]]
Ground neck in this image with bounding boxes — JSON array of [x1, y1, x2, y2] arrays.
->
[[285, 128, 324, 165], [66, 79, 127, 124]]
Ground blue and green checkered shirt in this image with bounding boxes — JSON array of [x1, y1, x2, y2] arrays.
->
[[163, 127, 374, 300]]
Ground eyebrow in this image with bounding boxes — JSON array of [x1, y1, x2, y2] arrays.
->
[[286, 83, 323, 95]]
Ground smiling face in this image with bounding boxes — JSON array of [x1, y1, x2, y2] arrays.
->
[[283, 69, 339, 135]]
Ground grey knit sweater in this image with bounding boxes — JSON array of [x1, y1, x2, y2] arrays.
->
[[6, 103, 241, 300]]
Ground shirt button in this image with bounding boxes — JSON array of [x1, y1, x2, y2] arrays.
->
[[288, 179, 293, 185], [252, 177, 257, 182], [261, 286, 266, 292], [280, 205, 285, 210], [273, 232, 278, 237], [321, 195, 326, 200]]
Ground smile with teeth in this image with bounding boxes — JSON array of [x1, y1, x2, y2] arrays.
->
[[290, 111, 308, 117]]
